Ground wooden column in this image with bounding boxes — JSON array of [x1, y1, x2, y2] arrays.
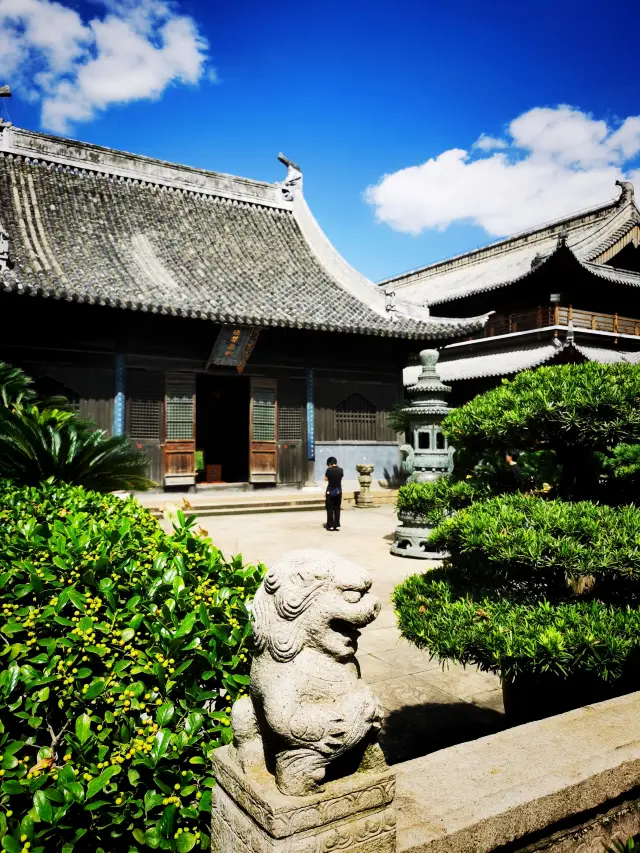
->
[[304, 368, 317, 487], [112, 353, 125, 437]]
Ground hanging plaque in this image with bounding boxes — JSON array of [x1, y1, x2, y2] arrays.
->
[[206, 326, 260, 373]]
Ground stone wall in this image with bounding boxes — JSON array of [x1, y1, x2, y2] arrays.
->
[[313, 441, 401, 484], [395, 692, 640, 853]]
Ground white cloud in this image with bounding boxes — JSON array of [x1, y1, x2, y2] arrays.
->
[[0, 0, 211, 134], [366, 105, 640, 238], [472, 134, 508, 152]]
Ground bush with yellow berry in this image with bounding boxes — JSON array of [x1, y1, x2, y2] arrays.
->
[[0, 480, 263, 852]]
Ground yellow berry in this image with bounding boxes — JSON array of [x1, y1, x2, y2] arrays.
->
[[21, 836, 27, 843], [174, 783, 180, 790], [115, 797, 122, 805]]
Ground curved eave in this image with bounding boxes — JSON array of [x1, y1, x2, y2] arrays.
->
[[290, 189, 489, 338], [428, 243, 640, 308], [426, 241, 566, 308], [0, 276, 482, 340]]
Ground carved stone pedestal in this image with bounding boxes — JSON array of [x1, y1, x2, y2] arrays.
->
[[212, 745, 396, 853], [355, 463, 379, 508], [391, 511, 444, 560]]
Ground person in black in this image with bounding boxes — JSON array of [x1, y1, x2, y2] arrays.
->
[[324, 456, 344, 531], [504, 450, 526, 493]]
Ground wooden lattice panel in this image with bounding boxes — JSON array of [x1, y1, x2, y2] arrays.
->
[[336, 393, 377, 441]]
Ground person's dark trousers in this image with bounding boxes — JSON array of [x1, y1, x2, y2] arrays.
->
[[326, 494, 342, 529]]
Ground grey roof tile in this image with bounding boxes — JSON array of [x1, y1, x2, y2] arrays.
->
[[384, 186, 640, 307], [0, 126, 485, 341]]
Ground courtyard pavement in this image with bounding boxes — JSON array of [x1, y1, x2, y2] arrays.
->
[[188, 503, 506, 764]]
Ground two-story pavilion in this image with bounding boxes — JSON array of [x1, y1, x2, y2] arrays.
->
[[383, 182, 640, 401], [0, 120, 485, 489]]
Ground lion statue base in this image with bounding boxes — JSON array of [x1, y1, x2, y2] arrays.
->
[[229, 549, 387, 796]]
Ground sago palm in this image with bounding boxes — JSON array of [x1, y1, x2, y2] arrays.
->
[[0, 362, 154, 491]]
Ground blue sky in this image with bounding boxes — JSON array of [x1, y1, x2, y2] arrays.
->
[[1, 0, 639, 281]]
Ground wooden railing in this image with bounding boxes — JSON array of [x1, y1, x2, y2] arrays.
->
[[480, 306, 640, 338]]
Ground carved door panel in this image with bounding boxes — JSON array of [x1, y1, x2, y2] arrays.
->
[[163, 373, 196, 487], [250, 378, 277, 483]]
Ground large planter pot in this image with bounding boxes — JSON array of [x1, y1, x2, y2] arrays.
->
[[501, 668, 640, 726], [391, 510, 444, 559]]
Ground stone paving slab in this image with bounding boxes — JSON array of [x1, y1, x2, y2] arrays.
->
[[188, 503, 506, 764]]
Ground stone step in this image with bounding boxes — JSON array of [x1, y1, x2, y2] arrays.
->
[[147, 490, 397, 518]]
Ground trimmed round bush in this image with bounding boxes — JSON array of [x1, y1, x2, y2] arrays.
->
[[0, 481, 263, 853], [394, 495, 640, 684]]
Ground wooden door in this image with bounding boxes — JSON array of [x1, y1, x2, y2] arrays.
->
[[163, 373, 196, 487], [126, 369, 164, 486], [250, 378, 277, 483], [277, 378, 304, 485]]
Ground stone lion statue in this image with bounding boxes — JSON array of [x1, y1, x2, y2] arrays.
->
[[231, 549, 386, 796]]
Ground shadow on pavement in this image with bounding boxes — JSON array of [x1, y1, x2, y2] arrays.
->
[[379, 701, 508, 765]]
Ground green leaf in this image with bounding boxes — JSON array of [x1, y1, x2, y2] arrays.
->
[[176, 832, 197, 853], [156, 702, 175, 726], [75, 713, 91, 744], [144, 791, 165, 812], [2, 740, 24, 769], [144, 826, 163, 849], [2, 837, 21, 853], [150, 728, 171, 764], [174, 612, 196, 639], [185, 712, 204, 736], [86, 765, 120, 800], [84, 678, 106, 701], [34, 789, 53, 823], [127, 767, 140, 786]]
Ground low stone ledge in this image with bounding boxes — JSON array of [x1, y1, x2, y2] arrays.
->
[[396, 691, 640, 853]]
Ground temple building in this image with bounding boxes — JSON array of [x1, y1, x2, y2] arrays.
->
[[385, 182, 640, 401], [0, 120, 485, 489]]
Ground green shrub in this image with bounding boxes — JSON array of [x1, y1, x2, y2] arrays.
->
[[393, 574, 640, 682], [395, 479, 484, 524], [0, 481, 263, 852], [442, 363, 640, 500], [426, 494, 640, 601], [394, 495, 640, 683]]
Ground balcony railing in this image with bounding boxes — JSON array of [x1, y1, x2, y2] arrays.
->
[[479, 306, 640, 338]]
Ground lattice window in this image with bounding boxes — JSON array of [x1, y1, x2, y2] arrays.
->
[[335, 393, 377, 441], [278, 405, 302, 440], [252, 387, 276, 441], [129, 399, 161, 440], [166, 375, 194, 440]]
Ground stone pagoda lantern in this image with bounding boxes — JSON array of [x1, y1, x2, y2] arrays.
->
[[391, 349, 454, 559], [400, 349, 454, 483]]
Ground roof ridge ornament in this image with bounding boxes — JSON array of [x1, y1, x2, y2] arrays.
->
[[616, 180, 635, 205], [277, 152, 303, 201]]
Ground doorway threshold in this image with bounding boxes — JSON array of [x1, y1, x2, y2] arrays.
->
[[195, 482, 253, 494]]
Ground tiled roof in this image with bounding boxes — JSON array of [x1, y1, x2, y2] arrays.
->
[[403, 343, 563, 383], [573, 344, 640, 364], [383, 183, 640, 307], [0, 124, 485, 340], [403, 339, 640, 384]]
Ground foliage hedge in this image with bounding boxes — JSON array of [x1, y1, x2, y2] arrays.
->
[[395, 479, 484, 524], [442, 362, 640, 456], [441, 363, 640, 501], [394, 495, 640, 683], [0, 481, 263, 853]]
